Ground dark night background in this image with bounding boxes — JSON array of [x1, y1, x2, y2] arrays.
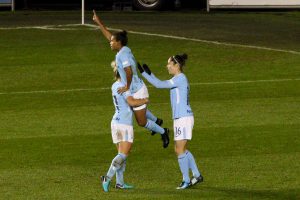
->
[[10, 0, 205, 10]]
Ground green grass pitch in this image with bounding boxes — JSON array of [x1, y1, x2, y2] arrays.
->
[[0, 11, 299, 199]]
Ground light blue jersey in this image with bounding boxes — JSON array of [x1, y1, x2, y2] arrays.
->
[[111, 81, 133, 125], [116, 46, 144, 93], [142, 72, 193, 119]]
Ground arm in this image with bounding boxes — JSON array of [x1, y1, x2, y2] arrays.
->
[[92, 10, 112, 41], [137, 63, 175, 89], [125, 67, 132, 90], [117, 66, 133, 94], [126, 96, 149, 107], [142, 72, 174, 89]]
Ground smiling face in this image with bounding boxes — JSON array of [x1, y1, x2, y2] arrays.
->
[[110, 35, 122, 51], [166, 57, 180, 75]]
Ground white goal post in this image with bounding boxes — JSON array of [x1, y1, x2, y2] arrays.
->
[[0, 0, 15, 11], [82, 0, 85, 24]]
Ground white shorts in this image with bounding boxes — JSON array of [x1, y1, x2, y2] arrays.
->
[[111, 122, 134, 144], [173, 116, 194, 141], [132, 84, 149, 111]]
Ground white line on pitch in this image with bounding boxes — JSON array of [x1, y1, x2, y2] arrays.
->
[[82, 24, 300, 55], [0, 87, 109, 95], [1, 24, 300, 55], [0, 25, 77, 30], [101, 26, 300, 56], [0, 78, 299, 95], [190, 78, 300, 85]]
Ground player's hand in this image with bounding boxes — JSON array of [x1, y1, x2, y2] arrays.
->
[[117, 86, 129, 94], [143, 64, 152, 75], [92, 10, 101, 24], [137, 62, 144, 73], [144, 98, 149, 104]]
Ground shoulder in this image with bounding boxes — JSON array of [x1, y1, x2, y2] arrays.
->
[[123, 46, 131, 52], [118, 46, 131, 55], [112, 81, 125, 92], [180, 73, 188, 82], [172, 73, 187, 83], [117, 48, 131, 63]]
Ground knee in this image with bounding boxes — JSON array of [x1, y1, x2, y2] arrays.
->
[[137, 120, 147, 127]]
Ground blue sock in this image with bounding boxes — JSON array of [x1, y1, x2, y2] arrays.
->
[[106, 153, 127, 180], [178, 151, 190, 183], [116, 160, 126, 185], [186, 150, 201, 178], [144, 119, 164, 135], [146, 109, 157, 122]]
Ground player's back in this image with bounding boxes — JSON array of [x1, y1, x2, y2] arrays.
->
[[111, 81, 133, 126]]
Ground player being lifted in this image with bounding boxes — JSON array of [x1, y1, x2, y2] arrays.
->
[[138, 54, 204, 189], [93, 10, 169, 148], [101, 63, 149, 192]]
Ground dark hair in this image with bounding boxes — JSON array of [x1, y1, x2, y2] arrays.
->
[[171, 53, 188, 71], [112, 30, 128, 46]]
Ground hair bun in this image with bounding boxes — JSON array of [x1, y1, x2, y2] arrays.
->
[[121, 30, 127, 36], [180, 53, 188, 61]]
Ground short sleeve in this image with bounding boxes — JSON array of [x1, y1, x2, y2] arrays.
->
[[122, 90, 132, 99], [119, 53, 131, 68]]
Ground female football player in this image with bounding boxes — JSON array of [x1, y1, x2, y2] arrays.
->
[[138, 54, 204, 189], [93, 10, 169, 148], [101, 62, 149, 192]]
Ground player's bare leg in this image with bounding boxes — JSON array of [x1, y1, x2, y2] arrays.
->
[[134, 108, 147, 127]]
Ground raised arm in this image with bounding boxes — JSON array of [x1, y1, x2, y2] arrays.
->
[[92, 10, 112, 41]]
